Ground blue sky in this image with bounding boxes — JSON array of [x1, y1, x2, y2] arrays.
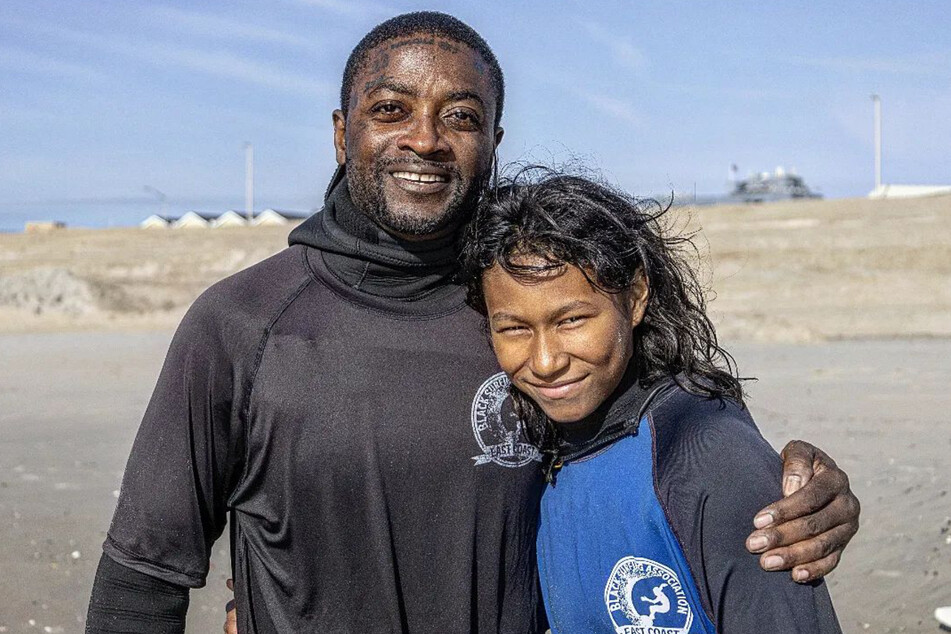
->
[[1, 1, 949, 230]]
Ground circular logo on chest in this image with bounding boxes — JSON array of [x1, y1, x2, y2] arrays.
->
[[604, 556, 693, 634], [470, 372, 541, 468]]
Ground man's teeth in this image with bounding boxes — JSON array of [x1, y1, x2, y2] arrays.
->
[[392, 171, 448, 183]]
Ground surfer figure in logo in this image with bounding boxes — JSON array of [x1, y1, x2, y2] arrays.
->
[[640, 583, 670, 625], [462, 168, 847, 632]]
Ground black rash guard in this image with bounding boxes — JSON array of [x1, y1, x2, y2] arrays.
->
[[88, 171, 547, 633]]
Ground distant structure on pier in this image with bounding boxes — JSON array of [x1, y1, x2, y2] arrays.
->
[[725, 166, 821, 203], [672, 165, 822, 206]]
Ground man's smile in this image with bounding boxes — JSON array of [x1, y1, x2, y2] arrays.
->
[[391, 171, 449, 183], [387, 165, 454, 194]]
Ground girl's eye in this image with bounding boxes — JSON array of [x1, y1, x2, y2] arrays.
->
[[559, 316, 588, 327]]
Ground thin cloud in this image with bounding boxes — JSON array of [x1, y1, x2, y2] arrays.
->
[[7, 17, 333, 98], [793, 54, 951, 78], [572, 90, 644, 129], [155, 47, 331, 97], [0, 46, 106, 82], [292, 0, 394, 19], [148, 6, 317, 52], [582, 22, 648, 73]]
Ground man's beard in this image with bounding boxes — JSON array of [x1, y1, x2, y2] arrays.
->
[[347, 157, 490, 237]]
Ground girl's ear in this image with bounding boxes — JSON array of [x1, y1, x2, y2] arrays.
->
[[629, 269, 650, 328]]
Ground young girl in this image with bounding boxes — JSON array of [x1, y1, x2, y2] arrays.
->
[[462, 170, 842, 633]]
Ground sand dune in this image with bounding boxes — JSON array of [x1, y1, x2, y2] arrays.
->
[[2, 195, 949, 340]]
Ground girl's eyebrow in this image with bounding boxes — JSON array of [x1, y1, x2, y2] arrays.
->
[[549, 300, 595, 320], [490, 300, 595, 324]]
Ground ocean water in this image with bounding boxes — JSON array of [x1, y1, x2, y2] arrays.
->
[[0, 198, 315, 233], [0, 201, 194, 233]]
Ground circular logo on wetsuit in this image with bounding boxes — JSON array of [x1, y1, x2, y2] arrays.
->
[[470, 372, 541, 468], [604, 556, 693, 634]]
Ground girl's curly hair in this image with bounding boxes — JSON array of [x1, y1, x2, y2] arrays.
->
[[460, 165, 743, 450]]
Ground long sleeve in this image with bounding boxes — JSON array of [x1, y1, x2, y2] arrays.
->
[[652, 396, 842, 633], [86, 553, 189, 633]]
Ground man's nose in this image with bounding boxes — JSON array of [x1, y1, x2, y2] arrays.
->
[[530, 332, 569, 379], [396, 112, 450, 158]]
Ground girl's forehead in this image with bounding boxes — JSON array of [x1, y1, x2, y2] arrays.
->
[[482, 262, 610, 309]]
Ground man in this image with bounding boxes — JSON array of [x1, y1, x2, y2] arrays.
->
[[87, 12, 859, 633]]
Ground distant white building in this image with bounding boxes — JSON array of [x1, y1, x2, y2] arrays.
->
[[212, 210, 250, 228], [868, 184, 951, 199], [171, 211, 216, 229], [252, 209, 308, 226], [140, 214, 173, 229], [140, 208, 308, 229]]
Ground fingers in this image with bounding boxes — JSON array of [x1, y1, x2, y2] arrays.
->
[[749, 517, 856, 584], [223, 604, 237, 634], [791, 550, 843, 584], [752, 441, 859, 582], [224, 578, 237, 634], [780, 440, 824, 496], [756, 521, 850, 582], [748, 485, 859, 552], [754, 460, 849, 529]]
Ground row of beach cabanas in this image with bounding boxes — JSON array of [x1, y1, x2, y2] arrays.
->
[[141, 208, 308, 229]]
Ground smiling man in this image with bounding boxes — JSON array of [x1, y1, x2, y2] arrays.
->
[[86, 12, 859, 634]]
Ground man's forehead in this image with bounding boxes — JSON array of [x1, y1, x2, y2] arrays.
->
[[356, 35, 493, 94]]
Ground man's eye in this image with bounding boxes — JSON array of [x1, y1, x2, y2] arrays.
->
[[372, 102, 404, 117], [446, 109, 481, 129], [496, 325, 527, 335]]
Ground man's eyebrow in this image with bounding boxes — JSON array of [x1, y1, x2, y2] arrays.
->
[[446, 90, 486, 108], [365, 78, 417, 98]]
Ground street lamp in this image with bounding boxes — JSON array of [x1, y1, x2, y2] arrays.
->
[[871, 95, 882, 191], [244, 142, 254, 222]]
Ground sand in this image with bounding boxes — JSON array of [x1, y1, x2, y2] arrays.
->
[[1, 195, 949, 632]]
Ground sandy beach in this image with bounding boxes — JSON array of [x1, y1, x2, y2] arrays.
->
[[1, 195, 949, 632]]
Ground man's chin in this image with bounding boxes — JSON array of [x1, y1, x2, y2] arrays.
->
[[373, 210, 458, 239], [374, 195, 469, 238]]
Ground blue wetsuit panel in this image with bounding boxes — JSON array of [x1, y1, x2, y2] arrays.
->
[[537, 421, 716, 634]]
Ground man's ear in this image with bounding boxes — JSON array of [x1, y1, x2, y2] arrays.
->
[[332, 109, 347, 166], [629, 268, 650, 328], [494, 126, 504, 149]]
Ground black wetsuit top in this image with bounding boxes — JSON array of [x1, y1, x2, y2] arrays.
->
[[87, 173, 547, 633]]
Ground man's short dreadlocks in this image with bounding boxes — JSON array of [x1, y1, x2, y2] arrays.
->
[[340, 11, 505, 127]]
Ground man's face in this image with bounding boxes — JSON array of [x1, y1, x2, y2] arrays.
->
[[334, 36, 503, 239]]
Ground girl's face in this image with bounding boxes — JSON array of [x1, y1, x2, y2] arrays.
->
[[482, 260, 648, 424]]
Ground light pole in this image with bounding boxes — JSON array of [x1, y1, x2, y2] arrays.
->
[[244, 142, 254, 222], [871, 95, 882, 191]]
